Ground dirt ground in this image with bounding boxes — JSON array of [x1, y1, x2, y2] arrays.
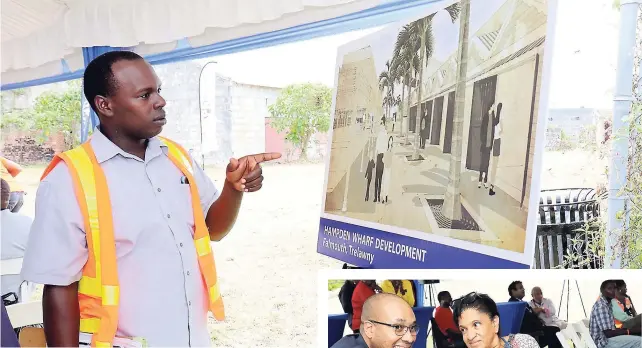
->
[[540, 149, 609, 190], [15, 162, 342, 348]]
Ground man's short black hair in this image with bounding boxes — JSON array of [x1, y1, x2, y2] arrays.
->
[[83, 50, 144, 114], [437, 291, 451, 302], [601, 280, 616, 291], [508, 281, 522, 296]]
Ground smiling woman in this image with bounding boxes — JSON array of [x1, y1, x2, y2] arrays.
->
[[453, 293, 539, 348]]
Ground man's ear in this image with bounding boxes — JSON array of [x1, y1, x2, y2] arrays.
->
[[94, 95, 114, 118], [363, 321, 375, 339]]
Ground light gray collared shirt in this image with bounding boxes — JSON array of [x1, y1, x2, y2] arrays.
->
[[21, 130, 220, 347]]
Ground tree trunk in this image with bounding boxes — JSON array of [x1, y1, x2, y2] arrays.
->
[[300, 133, 310, 162], [442, 0, 470, 220], [413, 19, 427, 160], [397, 81, 406, 134], [404, 71, 414, 145]]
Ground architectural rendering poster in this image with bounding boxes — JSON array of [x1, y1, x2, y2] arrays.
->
[[318, 0, 555, 268]]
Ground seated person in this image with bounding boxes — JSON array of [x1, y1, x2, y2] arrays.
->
[[508, 281, 561, 348], [589, 280, 641, 348], [0, 157, 25, 213], [612, 280, 641, 330], [381, 280, 416, 307], [351, 281, 381, 333], [529, 286, 567, 329], [1, 179, 33, 304], [332, 293, 417, 348], [434, 291, 465, 348], [339, 280, 357, 329], [455, 292, 540, 348]]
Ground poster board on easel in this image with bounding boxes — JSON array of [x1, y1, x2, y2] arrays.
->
[[317, 0, 558, 269]]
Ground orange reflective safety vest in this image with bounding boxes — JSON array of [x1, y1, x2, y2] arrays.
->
[[41, 137, 224, 347]]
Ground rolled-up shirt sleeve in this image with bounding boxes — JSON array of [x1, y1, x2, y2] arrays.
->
[[189, 156, 220, 216], [21, 162, 88, 286]]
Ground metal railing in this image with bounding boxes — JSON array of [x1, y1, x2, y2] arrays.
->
[[533, 188, 603, 269]]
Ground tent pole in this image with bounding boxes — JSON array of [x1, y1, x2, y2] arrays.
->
[[606, 0, 640, 268]]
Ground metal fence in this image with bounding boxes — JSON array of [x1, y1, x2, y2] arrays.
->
[[533, 188, 603, 269]]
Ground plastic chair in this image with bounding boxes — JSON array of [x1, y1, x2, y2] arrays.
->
[[556, 331, 572, 348], [1, 258, 45, 347], [1, 257, 37, 302], [572, 321, 598, 348], [557, 326, 583, 348]]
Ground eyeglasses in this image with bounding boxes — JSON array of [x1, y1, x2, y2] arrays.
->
[[365, 320, 419, 336]]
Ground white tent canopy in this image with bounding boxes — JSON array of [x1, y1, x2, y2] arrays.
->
[[1, 0, 391, 87]]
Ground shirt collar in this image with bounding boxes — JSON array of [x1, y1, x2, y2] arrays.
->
[[89, 127, 166, 163], [599, 295, 611, 305]]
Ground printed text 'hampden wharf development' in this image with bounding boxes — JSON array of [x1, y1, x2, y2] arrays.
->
[[322, 226, 427, 264]]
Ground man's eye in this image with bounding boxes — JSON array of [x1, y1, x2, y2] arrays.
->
[[141, 93, 150, 99]]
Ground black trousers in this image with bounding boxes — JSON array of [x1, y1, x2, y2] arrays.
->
[[536, 326, 562, 348], [374, 154, 384, 201], [479, 147, 491, 182], [365, 178, 372, 201]]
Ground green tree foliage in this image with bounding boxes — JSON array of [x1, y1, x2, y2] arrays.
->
[[268, 83, 332, 161], [1, 80, 81, 150]]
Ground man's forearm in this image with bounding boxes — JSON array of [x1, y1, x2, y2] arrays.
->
[[205, 180, 243, 241], [604, 328, 630, 338], [43, 283, 80, 347]]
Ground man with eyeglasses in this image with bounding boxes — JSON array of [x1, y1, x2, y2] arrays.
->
[[332, 293, 417, 348]]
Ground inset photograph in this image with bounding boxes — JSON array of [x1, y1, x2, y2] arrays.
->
[[323, 274, 641, 348]]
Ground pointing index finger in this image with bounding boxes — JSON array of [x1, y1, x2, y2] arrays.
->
[[250, 152, 282, 164]]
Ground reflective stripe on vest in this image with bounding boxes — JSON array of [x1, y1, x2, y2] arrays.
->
[[158, 137, 224, 319], [40, 137, 224, 347]]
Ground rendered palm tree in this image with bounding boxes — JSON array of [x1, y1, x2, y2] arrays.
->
[[392, 25, 421, 145], [442, 0, 470, 220], [379, 60, 396, 124], [407, 3, 461, 160]]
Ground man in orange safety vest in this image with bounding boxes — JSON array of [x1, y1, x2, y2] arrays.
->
[[21, 51, 280, 347]]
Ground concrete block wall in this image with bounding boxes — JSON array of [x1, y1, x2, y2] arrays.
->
[[229, 83, 280, 159], [154, 61, 208, 166]]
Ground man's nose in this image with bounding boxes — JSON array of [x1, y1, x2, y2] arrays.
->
[[154, 94, 166, 109]]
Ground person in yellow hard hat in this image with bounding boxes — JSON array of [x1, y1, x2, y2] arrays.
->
[[0, 156, 25, 213]]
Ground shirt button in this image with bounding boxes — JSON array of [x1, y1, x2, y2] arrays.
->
[[187, 271, 191, 275], [157, 188, 161, 192], [180, 243, 184, 247], [188, 301, 192, 306], [167, 214, 171, 219]]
